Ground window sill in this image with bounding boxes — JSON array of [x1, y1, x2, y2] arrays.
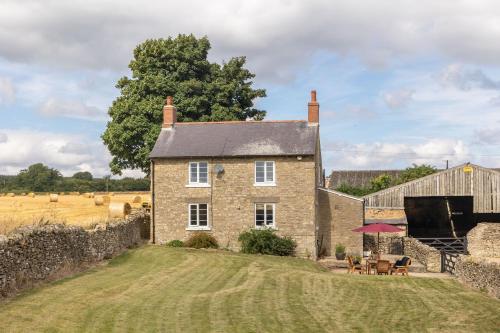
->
[[255, 226, 278, 230], [186, 227, 212, 231], [185, 184, 211, 188], [253, 183, 276, 187]]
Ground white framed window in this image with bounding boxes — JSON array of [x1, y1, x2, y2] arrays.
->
[[187, 203, 210, 230], [187, 161, 209, 187], [255, 203, 275, 228], [254, 161, 275, 186]]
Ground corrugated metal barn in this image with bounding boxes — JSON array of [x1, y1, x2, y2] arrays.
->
[[363, 163, 500, 238]]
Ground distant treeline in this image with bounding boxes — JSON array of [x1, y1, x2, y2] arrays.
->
[[0, 163, 149, 193]]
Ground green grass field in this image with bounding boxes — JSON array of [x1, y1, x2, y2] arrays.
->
[[0, 246, 499, 333]]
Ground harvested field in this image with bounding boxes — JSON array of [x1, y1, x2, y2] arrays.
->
[[0, 193, 150, 234]]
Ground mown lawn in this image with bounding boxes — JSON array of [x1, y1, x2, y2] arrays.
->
[[0, 246, 499, 333]]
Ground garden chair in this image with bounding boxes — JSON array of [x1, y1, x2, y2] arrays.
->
[[347, 256, 363, 274], [391, 256, 411, 276], [376, 260, 391, 275]]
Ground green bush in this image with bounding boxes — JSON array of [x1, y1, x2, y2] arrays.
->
[[335, 244, 346, 254], [166, 240, 184, 247], [184, 233, 219, 249], [238, 229, 296, 256]]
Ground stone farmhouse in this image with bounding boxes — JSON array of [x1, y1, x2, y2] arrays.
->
[[149, 92, 363, 258]]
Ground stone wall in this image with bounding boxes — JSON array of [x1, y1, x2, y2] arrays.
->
[[363, 228, 406, 255], [455, 255, 500, 298], [0, 213, 149, 297], [152, 157, 318, 258], [317, 188, 364, 256], [403, 237, 441, 272], [466, 223, 500, 257]]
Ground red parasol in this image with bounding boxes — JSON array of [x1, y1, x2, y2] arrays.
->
[[352, 223, 404, 254]]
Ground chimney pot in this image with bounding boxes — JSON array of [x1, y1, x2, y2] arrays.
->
[[162, 96, 177, 128], [308, 90, 319, 124]]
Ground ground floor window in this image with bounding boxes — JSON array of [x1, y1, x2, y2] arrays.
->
[[188, 203, 208, 228], [255, 203, 275, 228]]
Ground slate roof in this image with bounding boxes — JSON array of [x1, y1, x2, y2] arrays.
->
[[150, 121, 318, 158]]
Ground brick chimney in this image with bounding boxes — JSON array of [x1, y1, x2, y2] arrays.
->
[[162, 96, 177, 128], [308, 90, 319, 124]]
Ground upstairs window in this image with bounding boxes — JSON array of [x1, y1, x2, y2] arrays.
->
[[188, 203, 209, 228], [255, 161, 275, 185], [255, 203, 275, 228], [189, 162, 208, 185]]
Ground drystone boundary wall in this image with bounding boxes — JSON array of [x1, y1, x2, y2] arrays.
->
[[364, 234, 404, 255], [455, 256, 500, 298], [403, 237, 441, 272], [466, 223, 500, 258], [0, 212, 149, 297]]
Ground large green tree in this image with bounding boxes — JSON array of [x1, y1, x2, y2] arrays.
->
[[102, 34, 266, 175], [369, 174, 394, 192], [16, 163, 62, 192], [397, 164, 437, 184], [72, 171, 93, 181]]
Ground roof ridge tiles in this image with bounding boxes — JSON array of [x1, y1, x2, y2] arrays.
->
[[175, 120, 307, 126]]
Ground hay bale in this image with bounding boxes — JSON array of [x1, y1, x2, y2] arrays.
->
[[7, 193, 15, 197], [132, 195, 142, 203], [109, 192, 115, 196], [94, 196, 110, 206], [49, 194, 59, 202], [82, 192, 95, 198], [108, 202, 132, 218], [69, 191, 80, 195], [59, 192, 65, 196], [20, 193, 26, 196], [28, 192, 35, 198], [94, 196, 104, 206]]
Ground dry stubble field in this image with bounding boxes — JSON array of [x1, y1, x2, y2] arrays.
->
[[0, 193, 151, 234]]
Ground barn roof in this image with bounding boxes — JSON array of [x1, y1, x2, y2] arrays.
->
[[329, 169, 405, 188], [364, 218, 407, 225], [150, 121, 318, 158]]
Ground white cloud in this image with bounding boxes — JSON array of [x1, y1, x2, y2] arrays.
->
[[383, 89, 414, 109], [0, 77, 15, 105], [120, 169, 146, 178], [39, 98, 106, 121], [438, 63, 500, 91], [474, 127, 500, 145], [324, 138, 472, 170], [58, 142, 92, 155], [0, 1, 500, 81], [0, 129, 145, 178], [0, 129, 110, 176]]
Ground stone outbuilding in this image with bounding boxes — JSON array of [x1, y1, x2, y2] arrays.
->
[[149, 91, 364, 259]]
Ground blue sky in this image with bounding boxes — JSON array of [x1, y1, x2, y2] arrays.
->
[[1, 0, 500, 177]]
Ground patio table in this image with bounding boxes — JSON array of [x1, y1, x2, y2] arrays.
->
[[365, 259, 377, 274], [366, 260, 394, 275]]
